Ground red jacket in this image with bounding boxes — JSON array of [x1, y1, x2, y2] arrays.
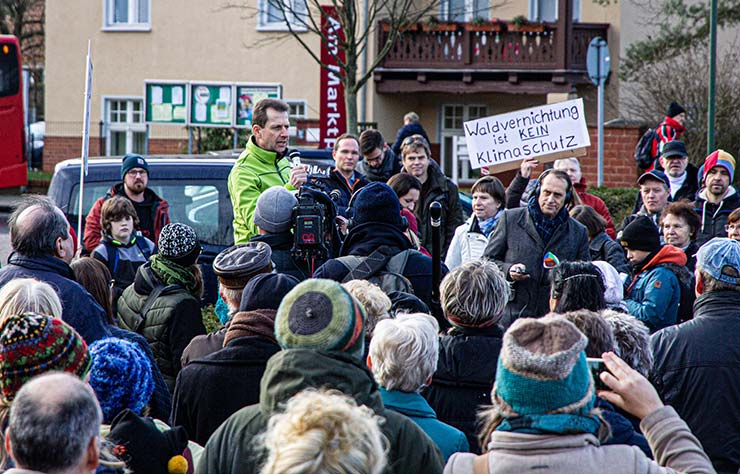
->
[[652, 116, 686, 158], [574, 179, 617, 239], [84, 183, 170, 253]]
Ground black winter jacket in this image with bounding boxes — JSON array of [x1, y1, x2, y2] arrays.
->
[[693, 188, 740, 246], [589, 232, 631, 276], [392, 122, 430, 155], [423, 325, 503, 454], [321, 168, 369, 217], [250, 232, 309, 281], [650, 290, 740, 474]]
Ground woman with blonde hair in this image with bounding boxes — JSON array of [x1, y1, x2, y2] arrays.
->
[[0, 278, 62, 323], [261, 389, 387, 474]]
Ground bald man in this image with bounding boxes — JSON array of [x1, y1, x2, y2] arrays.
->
[[0, 195, 110, 342]]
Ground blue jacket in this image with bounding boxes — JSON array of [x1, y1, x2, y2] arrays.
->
[[0, 254, 111, 343], [624, 245, 685, 333], [379, 387, 468, 461]]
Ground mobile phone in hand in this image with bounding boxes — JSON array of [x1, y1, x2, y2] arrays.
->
[[587, 358, 609, 391]]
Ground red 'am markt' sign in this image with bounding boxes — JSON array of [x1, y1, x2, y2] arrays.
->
[[319, 6, 346, 149]]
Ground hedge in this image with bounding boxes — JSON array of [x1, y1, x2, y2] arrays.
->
[[588, 186, 639, 228]]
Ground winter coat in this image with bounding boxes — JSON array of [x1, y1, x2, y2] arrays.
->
[[196, 349, 445, 474], [171, 331, 280, 446], [445, 217, 493, 271], [624, 246, 685, 333], [423, 325, 504, 453], [379, 387, 469, 462], [228, 136, 294, 243], [595, 397, 651, 457], [250, 232, 310, 281], [483, 207, 590, 327], [356, 147, 402, 182], [574, 179, 617, 239], [314, 222, 448, 317], [619, 206, 661, 236], [180, 326, 227, 368], [693, 187, 740, 246], [415, 161, 464, 260], [117, 263, 206, 392], [504, 172, 536, 209], [652, 116, 686, 158], [444, 406, 714, 474], [321, 168, 369, 217], [589, 232, 631, 276], [683, 241, 699, 273], [84, 182, 169, 252], [0, 254, 111, 343], [650, 290, 740, 474], [392, 122, 430, 155], [92, 234, 156, 301]]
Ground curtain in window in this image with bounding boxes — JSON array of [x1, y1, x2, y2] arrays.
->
[[113, 0, 129, 23]]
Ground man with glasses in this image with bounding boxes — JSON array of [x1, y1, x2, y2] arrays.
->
[[84, 154, 170, 252], [357, 129, 401, 182]]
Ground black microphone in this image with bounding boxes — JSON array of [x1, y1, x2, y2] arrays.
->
[[430, 201, 442, 227], [329, 189, 342, 202], [289, 150, 301, 167], [430, 201, 442, 304]]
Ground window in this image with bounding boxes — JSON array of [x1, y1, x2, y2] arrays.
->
[[287, 100, 307, 119], [0, 42, 19, 97], [104, 98, 146, 156], [440, 104, 489, 182], [257, 0, 308, 31], [529, 0, 581, 22], [441, 0, 489, 22], [103, 0, 150, 31]]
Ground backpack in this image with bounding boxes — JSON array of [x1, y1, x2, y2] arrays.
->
[[657, 262, 695, 324], [103, 236, 153, 277], [634, 128, 659, 170], [336, 246, 419, 295]]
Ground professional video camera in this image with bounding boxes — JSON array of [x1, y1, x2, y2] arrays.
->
[[289, 151, 342, 273]]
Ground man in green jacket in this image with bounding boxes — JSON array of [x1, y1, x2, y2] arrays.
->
[[229, 98, 307, 243], [197, 279, 445, 474]]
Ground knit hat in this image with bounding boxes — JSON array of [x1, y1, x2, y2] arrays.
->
[[661, 140, 688, 159], [213, 243, 273, 290], [89, 337, 154, 424], [620, 216, 661, 252], [240, 272, 300, 312], [275, 279, 366, 360], [121, 154, 149, 179], [254, 186, 297, 234], [107, 409, 191, 474], [703, 149, 736, 182], [493, 315, 594, 416], [666, 101, 686, 119], [0, 312, 91, 402], [158, 223, 201, 267], [696, 237, 740, 285], [637, 169, 670, 189], [349, 182, 404, 227]]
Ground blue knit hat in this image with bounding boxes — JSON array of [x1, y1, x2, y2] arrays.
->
[[89, 337, 154, 423], [275, 279, 366, 360], [494, 315, 595, 417], [348, 182, 404, 227]]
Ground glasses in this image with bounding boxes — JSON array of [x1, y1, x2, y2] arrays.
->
[[401, 134, 430, 148], [126, 169, 147, 177], [726, 224, 739, 232]]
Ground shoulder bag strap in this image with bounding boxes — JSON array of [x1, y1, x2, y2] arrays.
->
[[134, 284, 167, 333]]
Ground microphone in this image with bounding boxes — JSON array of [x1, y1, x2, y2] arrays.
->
[[289, 150, 302, 168], [329, 189, 342, 202], [430, 201, 442, 227]]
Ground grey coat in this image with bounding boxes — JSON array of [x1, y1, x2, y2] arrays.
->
[[483, 207, 590, 328]]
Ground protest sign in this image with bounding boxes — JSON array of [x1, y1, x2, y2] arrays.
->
[[464, 98, 590, 172]]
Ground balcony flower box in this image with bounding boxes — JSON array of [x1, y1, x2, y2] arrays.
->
[[507, 21, 547, 33], [464, 21, 504, 32], [422, 22, 460, 32]]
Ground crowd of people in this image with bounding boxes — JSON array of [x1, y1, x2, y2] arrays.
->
[[0, 97, 737, 474]]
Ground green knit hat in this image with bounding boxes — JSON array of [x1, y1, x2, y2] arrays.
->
[[494, 315, 595, 416], [275, 279, 366, 360]]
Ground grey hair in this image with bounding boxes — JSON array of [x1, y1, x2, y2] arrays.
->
[[0, 278, 63, 323], [8, 195, 69, 258], [369, 313, 439, 392], [342, 280, 392, 339], [8, 372, 102, 472], [220, 286, 243, 314], [600, 309, 653, 377], [403, 111, 419, 123], [441, 260, 510, 326], [554, 157, 581, 171]]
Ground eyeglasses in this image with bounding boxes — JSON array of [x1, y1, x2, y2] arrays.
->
[[401, 134, 430, 148], [126, 169, 147, 177], [726, 224, 739, 232]]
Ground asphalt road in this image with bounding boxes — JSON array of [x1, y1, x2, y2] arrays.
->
[[0, 213, 9, 265]]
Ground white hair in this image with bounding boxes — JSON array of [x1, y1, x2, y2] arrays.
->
[[0, 278, 63, 322], [369, 313, 439, 392]]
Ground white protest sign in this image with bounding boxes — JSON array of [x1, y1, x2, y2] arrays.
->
[[464, 98, 590, 171]]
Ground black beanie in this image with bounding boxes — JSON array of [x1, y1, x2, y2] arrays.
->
[[666, 102, 686, 119], [620, 216, 661, 252]]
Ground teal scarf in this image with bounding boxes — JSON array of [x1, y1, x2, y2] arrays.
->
[[497, 413, 601, 436]]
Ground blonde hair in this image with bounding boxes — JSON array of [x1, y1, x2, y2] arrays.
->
[[260, 389, 387, 474], [0, 278, 63, 322], [341, 280, 391, 339], [369, 313, 439, 392]]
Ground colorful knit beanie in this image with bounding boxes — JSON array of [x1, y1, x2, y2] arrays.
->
[[703, 149, 736, 182], [493, 315, 598, 434], [275, 279, 366, 360], [0, 312, 91, 402], [89, 337, 154, 423]]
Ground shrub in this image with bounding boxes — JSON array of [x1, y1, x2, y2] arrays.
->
[[589, 186, 639, 227]]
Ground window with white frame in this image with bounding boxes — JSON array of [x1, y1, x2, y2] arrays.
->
[[103, 0, 151, 30], [287, 100, 307, 120], [105, 98, 146, 156], [258, 0, 308, 31], [528, 0, 581, 22], [441, 0, 489, 22]]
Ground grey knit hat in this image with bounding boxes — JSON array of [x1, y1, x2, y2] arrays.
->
[[254, 186, 297, 234]]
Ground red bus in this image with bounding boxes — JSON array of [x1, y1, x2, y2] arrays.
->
[[0, 35, 26, 189]]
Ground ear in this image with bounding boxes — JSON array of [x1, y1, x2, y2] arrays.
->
[[54, 236, 68, 260], [366, 354, 373, 369], [694, 269, 704, 297], [4, 428, 12, 461], [425, 374, 433, 386], [84, 436, 99, 471]]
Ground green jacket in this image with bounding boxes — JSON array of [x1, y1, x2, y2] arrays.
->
[[228, 137, 293, 243], [197, 349, 445, 474]]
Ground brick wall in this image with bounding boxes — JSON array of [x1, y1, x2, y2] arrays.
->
[[580, 124, 642, 188]]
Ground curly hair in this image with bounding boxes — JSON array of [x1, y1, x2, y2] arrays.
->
[[342, 280, 392, 340]]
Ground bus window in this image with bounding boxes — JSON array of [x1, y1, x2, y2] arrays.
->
[[0, 35, 26, 189], [0, 42, 19, 97]]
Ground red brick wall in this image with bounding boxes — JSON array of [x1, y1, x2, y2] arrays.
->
[[580, 124, 642, 188]]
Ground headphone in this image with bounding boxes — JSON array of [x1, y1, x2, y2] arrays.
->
[[534, 168, 573, 205], [345, 186, 409, 232]]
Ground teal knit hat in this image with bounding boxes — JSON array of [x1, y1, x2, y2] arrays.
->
[[275, 279, 366, 360], [494, 315, 595, 417]]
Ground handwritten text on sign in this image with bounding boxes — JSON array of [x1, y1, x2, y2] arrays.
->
[[464, 99, 590, 170]]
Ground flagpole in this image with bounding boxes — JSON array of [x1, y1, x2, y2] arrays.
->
[[78, 39, 93, 254]]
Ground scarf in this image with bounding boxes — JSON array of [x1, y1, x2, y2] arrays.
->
[[527, 195, 568, 244], [223, 309, 278, 346], [477, 209, 503, 237], [497, 413, 601, 437], [149, 253, 198, 296]]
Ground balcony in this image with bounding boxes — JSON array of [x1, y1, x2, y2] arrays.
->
[[374, 20, 609, 95]]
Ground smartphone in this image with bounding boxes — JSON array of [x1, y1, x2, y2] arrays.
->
[[587, 358, 609, 391]]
